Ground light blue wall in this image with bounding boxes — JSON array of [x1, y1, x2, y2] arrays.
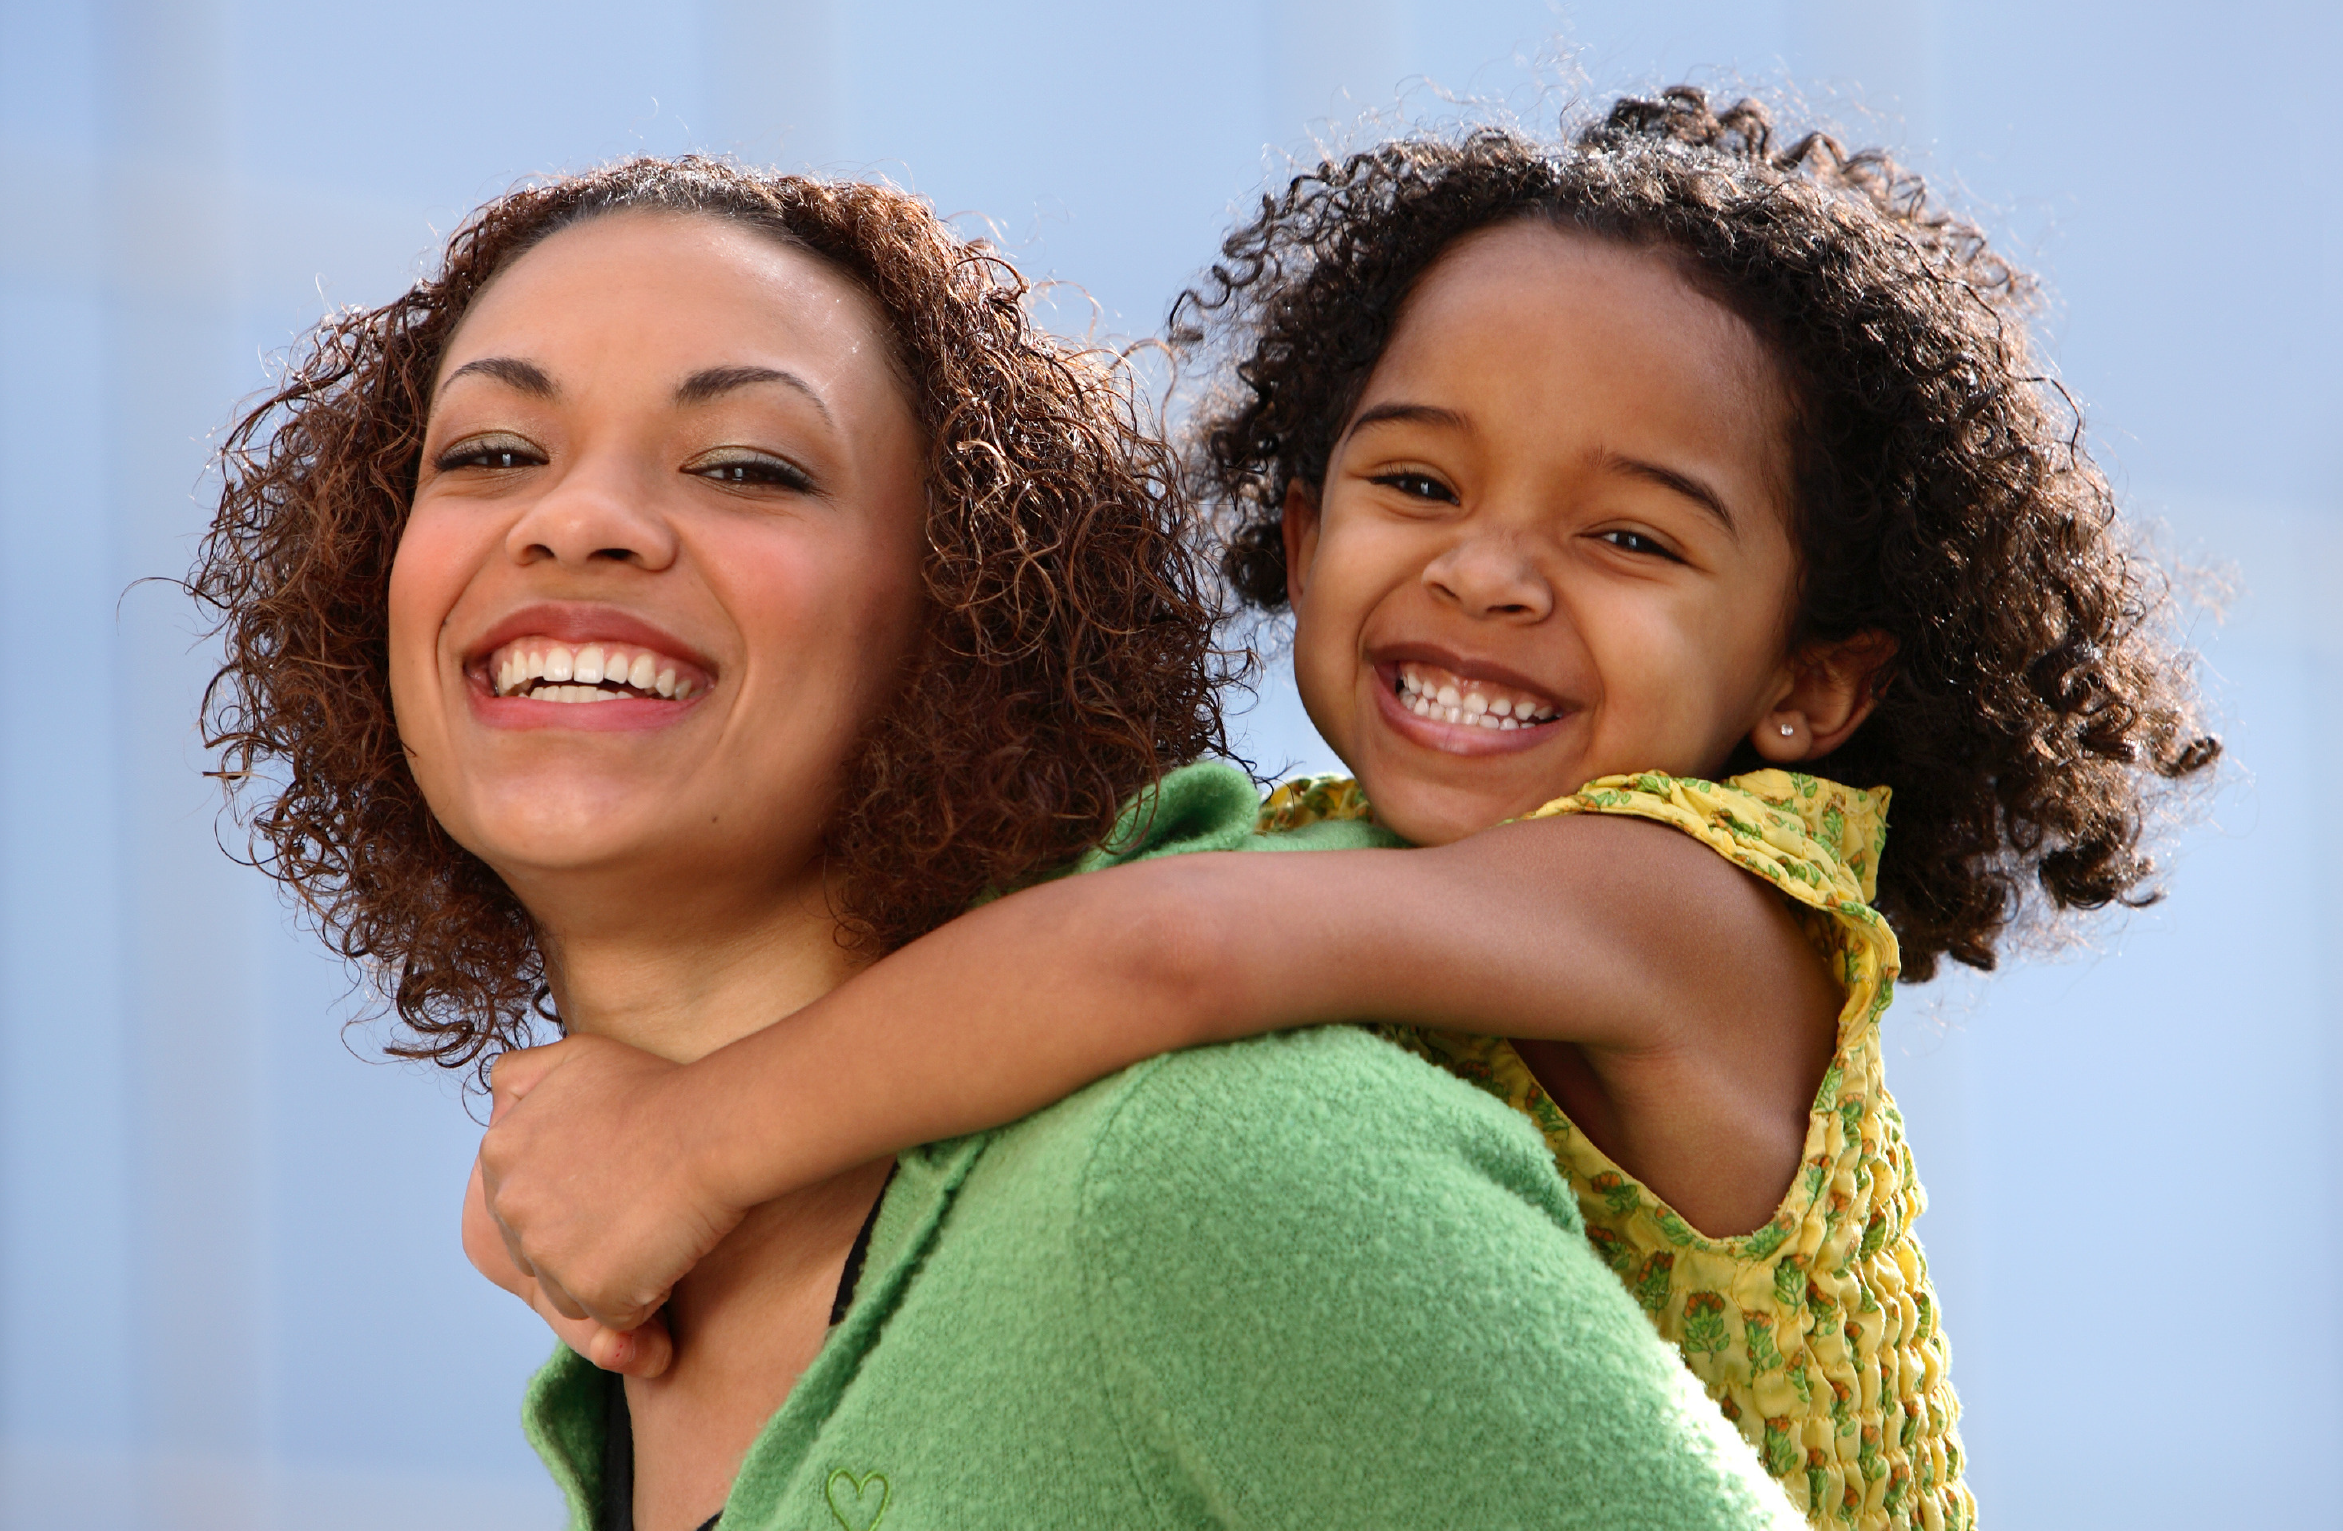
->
[[1, 3, 2332, 1526]]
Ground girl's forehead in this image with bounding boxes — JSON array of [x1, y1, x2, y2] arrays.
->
[[1365, 221, 1795, 485], [1395, 222, 1778, 382]]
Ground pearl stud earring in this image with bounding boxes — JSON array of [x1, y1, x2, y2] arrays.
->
[[1779, 722, 1796, 737]]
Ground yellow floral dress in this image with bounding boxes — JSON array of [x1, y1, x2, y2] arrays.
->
[[1258, 769, 1974, 1531]]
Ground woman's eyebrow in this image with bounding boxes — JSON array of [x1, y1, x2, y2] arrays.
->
[[674, 365, 833, 425], [441, 356, 558, 398], [1605, 451, 1739, 538]]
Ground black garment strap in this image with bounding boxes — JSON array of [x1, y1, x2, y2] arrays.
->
[[601, 1168, 894, 1531], [601, 1373, 634, 1531], [830, 1164, 893, 1326]]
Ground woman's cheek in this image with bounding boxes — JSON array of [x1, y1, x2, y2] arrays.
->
[[384, 512, 459, 726]]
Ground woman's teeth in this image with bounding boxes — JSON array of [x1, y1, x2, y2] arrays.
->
[[489, 640, 695, 702], [1395, 665, 1558, 731]]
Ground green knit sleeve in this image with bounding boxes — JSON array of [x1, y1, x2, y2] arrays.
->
[[1069, 760, 1267, 873], [1072, 1027, 1801, 1530]]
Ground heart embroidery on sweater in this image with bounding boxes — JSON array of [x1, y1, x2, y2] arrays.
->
[[824, 1468, 891, 1531]]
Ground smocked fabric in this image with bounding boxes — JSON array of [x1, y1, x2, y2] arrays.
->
[[1256, 769, 1975, 1531]]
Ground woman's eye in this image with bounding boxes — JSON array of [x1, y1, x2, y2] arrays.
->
[[688, 453, 815, 492], [435, 437, 544, 472], [1369, 471, 1459, 504], [1595, 529, 1682, 560]]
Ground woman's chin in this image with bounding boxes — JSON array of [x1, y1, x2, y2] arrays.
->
[[444, 792, 713, 883]]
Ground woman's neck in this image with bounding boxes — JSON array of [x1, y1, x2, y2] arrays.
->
[[531, 862, 856, 1063], [524, 861, 893, 1528], [627, 1155, 894, 1530]]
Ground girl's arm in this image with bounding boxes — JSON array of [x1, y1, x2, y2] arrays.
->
[[477, 810, 1834, 1357]]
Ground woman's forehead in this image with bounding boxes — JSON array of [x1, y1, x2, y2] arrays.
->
[[434, 211, 895, 403]]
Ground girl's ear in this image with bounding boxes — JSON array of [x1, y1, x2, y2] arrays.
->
[[1280, 480, 1323, 610], [1750, 630, 1897, 765]]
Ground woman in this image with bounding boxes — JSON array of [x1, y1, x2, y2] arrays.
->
[[193, 159, 1795, 1529]]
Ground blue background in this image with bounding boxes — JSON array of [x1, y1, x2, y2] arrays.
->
[[1, 2, 2334, 1526]]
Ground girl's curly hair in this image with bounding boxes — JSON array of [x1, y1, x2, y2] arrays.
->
[[1178, 86, 2218, 981], [193, 157, 1226, 1072]]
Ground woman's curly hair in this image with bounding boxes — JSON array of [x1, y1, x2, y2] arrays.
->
[[193, 157, 1226, 1072], [1177, 86, 2218, 981]]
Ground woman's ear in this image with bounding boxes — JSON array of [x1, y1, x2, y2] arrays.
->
[[1750, 630, 1897, 765], [1280, 480, 1322, 610]]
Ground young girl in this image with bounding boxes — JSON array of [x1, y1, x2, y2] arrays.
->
[[473, 90, 2215, 1530]]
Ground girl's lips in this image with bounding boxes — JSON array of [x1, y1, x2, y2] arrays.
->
[[1371, 672, 1563, 756]]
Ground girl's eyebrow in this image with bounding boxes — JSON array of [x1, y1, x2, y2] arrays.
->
[[1604, 451, 1739, 539], [1342, 400, 1469, 442]]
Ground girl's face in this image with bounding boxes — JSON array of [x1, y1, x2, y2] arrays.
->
[[389, 211, 928, 924], [1286, 220, 1865, 847]]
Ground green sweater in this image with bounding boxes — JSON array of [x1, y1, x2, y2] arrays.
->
[[523, 763, 1798, 1530]]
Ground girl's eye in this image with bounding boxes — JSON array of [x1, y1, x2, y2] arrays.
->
[[1369, 471, 1459, 505], [687, 452, 816, 493], [1595, 528, 1683, 561], [435, 436, 544, 472]]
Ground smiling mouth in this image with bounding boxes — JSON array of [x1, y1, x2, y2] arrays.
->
[[1393, 662, 1562, 732], [486, 638, 700, 703]]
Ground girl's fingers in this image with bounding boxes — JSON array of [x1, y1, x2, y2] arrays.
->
[[488, 1039, 574, 1123], [591, 1315, 675, 1378], [462, 1161, 535, 1294], [529, 1288, 674, 1379], [534, 1266, 592, 1324]]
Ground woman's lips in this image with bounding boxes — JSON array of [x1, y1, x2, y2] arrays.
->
[[464, 634, 712, 732], [483, 636, 704, 702]]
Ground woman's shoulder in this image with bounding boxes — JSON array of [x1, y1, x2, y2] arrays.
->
[[1069, 1025, 1570, 1220], [982, 1027, 1796, 1527], [1070, 762, 1406, 876]]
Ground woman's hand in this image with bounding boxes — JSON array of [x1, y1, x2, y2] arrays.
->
[[472, 1034, 748, 1354], [463, 1156, 673, 1376]]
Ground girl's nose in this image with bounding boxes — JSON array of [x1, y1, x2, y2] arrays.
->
[[503, 456, 680, 572], [1422, 532, 1553, 621]]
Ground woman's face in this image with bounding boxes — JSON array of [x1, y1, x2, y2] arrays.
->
[[389, 211, 927, 922]]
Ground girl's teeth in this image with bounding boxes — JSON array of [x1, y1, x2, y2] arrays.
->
[[1394, 664, 1558, 729], [628, 653, 657, 690], [655, 668, 677, 698], [574, 645, 606, 686], [543, 645, 574, 683]]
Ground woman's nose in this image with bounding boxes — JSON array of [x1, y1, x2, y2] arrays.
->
[[1422, 533, 1553, 621], [502, 457, 679, 571]]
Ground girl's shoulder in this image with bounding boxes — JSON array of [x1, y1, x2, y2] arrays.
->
[[1255, 772, 1376, 834], [1535, 767, 1901, 1040], [1537, 769, 1890, 912]]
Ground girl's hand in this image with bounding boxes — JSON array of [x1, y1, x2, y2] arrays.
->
[[474, 1035, 747, 1345], [463, 1157, 673, 1376]]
